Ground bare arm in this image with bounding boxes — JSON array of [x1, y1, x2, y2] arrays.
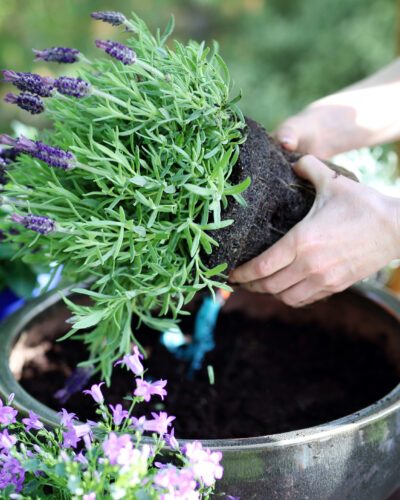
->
[[276, 58, 400, 159]]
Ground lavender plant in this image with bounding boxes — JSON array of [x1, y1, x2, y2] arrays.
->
[[0, 11, 248, 381], [0, 347, 224, 499]]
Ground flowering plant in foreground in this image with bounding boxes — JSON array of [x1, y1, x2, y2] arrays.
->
[[0, 10, 248, 382], [0, 348, 225, 499]]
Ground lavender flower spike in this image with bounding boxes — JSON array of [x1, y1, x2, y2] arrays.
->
[[0, 134, 35, 152], [2, 71, 54, 97], [94, 40, 136, 65], [0, 135, 75, 170], [91, 11, 127, 26], [4, 92, 45, 115], [12, 213, 56, 235], [32, 46, 80, 64], [55, 76, 91, 98]]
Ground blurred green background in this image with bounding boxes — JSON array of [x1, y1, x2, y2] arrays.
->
[[0, 0, 396, 134]]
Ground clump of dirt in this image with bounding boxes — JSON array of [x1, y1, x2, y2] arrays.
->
[[203, 117, 315, 271]]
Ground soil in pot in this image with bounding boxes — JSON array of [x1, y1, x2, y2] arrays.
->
[[14, 290, 400, 439]]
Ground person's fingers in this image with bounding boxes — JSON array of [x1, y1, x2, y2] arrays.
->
[[277, 279, 317, 307], [298, 290, 331, 307], [293, 155, 334, 190], [229, 231, 296, 284], [275, 123, 299, 151], [240, 258, 310, 295]]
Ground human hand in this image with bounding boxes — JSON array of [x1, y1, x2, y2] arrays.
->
[[229, 156, 400, 307], [275, 103, 361, 159]]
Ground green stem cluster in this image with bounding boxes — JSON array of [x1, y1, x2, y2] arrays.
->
[[1, 12, 248, 382]]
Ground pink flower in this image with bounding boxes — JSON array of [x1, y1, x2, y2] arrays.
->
[[22, 411, 43, 432], [62, 427, 79, 449], [102, 432, 135, 466], [0, 399, 17, 425], [143, 412, 175, 436], [83, 382, 105, 404], [154, 466, 198, 499], [83, 493, 96, 500], [114, 345, 144, 375], [134, 379, 167, 402], [183, 441, 223, 487], [0, 429, 16, 450], [109, 403, 129, 426]]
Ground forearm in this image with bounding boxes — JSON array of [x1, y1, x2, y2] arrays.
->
[[309, 58, 400, 150]]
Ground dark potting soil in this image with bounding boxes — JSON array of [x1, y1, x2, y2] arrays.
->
[[17, 300, 399, 439]]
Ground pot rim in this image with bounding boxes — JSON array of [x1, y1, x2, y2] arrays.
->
[[0, 282, 399, 451]]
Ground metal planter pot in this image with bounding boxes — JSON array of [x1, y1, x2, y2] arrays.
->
[[0, 283, 400, 500]]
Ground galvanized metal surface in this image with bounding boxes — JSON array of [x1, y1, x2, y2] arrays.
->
[[1, 283, 400, 499]]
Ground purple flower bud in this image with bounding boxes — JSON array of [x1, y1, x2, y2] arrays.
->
[[91, 11, 127, 26], [0, 146, 20, 165], [32, 47, 80, 64], [83, 382, 105, 404], [2, 71, 54, 97], [4, 92, 45, 115], [54, 76, 91, 98], [94, 40, 136, 65], [0, 135, 75, 170], [12, 213, 56, 235]]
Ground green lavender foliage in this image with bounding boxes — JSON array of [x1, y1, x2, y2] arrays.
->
[[2, 13, 247, 381]]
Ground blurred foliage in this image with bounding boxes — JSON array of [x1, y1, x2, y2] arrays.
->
[[0, 0, 395, 131]]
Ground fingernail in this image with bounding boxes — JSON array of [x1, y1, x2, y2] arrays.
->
[[279, 137, 293, 146], [277, 127, 296, 149]]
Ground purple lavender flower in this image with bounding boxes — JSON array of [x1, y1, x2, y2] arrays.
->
[[91, 11, 127, 26], [143, 411, 175, 436], [0, 134, 35, 152], [4, 92, 45, 114], [94, 39, 136, 65], [83, 382, 105, 404], [32, 46, 80, 64], [22, 410, 43, 432], [54, 365, 94, 404], [54, 76, 91, 98], [0, 430, 16, 450], [109, 403, 129, 426], [1, 70, 54, 97], [183, 440, 223, 487], [12, 213, 56, 235], [0, 134, 75, 170], [0, 146, 19, 165], [0, 398, 17, 425], [134, 378, 167, 402], [114, 345, 144, 375]]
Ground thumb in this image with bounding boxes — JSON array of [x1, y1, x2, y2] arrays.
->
[[293, 155, 334, 190]]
